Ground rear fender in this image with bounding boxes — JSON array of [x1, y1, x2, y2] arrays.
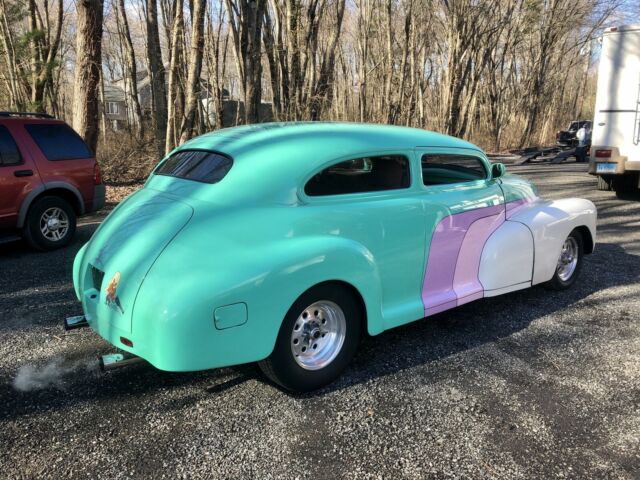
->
[[131, 235, 383, 370]]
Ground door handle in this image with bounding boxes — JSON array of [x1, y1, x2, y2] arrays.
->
[[14, 169, 33, 177]]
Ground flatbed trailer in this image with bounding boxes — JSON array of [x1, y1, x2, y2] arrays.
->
[[487, 145, 580, 165]]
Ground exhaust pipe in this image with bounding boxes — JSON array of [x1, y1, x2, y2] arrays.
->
[[99, 353, 145, 371], [64, 315, 89, 331]]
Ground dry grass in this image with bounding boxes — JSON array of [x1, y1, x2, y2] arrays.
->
[[97, 129, 159, 184]]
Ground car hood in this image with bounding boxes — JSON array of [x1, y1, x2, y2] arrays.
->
[[74, 187, 194, 333]]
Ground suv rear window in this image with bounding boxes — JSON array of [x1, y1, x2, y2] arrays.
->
[[0, 126, 21, 166], [25, 124, 93, 161], [155, 150, 233, 184]]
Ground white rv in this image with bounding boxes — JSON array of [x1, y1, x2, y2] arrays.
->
[[590, 24, 640, 194]]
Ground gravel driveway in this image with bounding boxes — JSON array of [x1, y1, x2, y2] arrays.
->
[[1, 163, 638, 479]]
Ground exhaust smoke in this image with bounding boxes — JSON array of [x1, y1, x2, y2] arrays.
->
[[12, 357, 100, 392]]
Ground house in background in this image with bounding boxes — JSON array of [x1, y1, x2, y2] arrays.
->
[[102, 84, 128, 130], [104, 70, 271, 131]]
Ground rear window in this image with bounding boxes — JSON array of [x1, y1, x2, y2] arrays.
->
[[0, 126, 21, 166], [155, 150, 233, 184], [25, 123, 93, 161]]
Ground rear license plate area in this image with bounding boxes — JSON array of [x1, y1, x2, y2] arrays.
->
[[596, 163, 616, 173]]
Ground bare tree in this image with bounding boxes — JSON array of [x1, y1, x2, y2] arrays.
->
[[165, 0, 185, 152], [114, 0, 144, 136], [225, 0, 266, 123], [72, 0, 104, 152], [179, 0, 207, 144], [145, 0, 168, 155]]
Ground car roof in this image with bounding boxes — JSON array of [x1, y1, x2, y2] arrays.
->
[[177, 122, 482, 164], [155, 122, 486, 204]]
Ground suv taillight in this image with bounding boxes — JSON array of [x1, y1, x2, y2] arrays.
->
[[595, 149, 612, 158], [93, 163, 102, 185]]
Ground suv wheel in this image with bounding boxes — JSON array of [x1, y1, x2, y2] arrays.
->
[[23, 196, 77, 251]]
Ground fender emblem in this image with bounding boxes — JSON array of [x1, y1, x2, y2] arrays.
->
[[105, 272, 124, 314]]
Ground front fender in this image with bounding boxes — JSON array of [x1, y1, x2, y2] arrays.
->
[[508, 198, 597, 285]]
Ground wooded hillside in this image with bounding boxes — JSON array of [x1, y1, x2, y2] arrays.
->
[[0, 0, 631, 175]]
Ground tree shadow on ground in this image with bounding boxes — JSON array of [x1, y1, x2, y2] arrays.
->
[[0, 242, 638, 419]]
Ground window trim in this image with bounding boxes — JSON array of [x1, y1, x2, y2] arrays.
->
[[153, 148, 234, 185], [299, 150, 413, 202], [419, 151, 489, 188], [0, 125, 23, 167], [106, 101, 120, 115]]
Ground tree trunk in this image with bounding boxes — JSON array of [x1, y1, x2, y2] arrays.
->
[[225, 0, 266, 124], [145, 0, 168, 156], [115, 0, 144, 137], [165, 0, 185, 152], [72, 0, 104, 154], [179, 0, 207, 144]]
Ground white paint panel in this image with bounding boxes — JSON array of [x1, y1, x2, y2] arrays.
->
[[484, 281, 531, 298], [508, 198, 597, 285], [479, 221, 534, 291]]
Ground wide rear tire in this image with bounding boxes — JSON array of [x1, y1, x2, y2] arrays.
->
[[259, 283, 361, 392]]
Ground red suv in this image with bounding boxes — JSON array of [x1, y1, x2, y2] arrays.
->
[[0, 112, 104, 250]]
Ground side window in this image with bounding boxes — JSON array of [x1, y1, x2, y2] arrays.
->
[[421, 154, 487, 186], [25, 123, 93, 161], [0, 126, 22, 166], [305, 155, 410, 196]]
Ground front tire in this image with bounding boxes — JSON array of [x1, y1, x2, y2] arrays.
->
[[259, 283, 362, 392], [546, 229, 583, 290], [23, 196, 77, 251]]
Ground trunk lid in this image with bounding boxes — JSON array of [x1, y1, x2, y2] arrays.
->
[[79, 188, 193, 333]]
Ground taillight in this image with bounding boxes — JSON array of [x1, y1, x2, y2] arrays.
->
[[93, 163, 102, 185], [556, 132, 560, 139], [595, 149, 612, 158]]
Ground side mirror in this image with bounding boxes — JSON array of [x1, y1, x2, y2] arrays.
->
[[491, 162, 506, 179]]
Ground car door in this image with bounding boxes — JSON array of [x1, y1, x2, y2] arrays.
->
[[416, 147, 505, 317], [0, 124, 42, 230], [301, 152, 427, 329]]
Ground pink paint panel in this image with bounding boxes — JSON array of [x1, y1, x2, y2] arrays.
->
[[422, 204, 504, 316], [453, 211, 505, 302], [425, 299, 458, 317]]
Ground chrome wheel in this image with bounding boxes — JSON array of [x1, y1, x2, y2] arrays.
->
[[291, 300, 346, 371], [556, 236, 579, 282], [39, 207, 69, 242]]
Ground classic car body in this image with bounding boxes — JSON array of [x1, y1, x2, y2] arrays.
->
[[72, 122, 597, 389]]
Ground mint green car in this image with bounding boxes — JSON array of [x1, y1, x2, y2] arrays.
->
[[72, 123, 597, 391]]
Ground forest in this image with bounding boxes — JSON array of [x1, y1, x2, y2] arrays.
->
[[0, 0, 631, 181]]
